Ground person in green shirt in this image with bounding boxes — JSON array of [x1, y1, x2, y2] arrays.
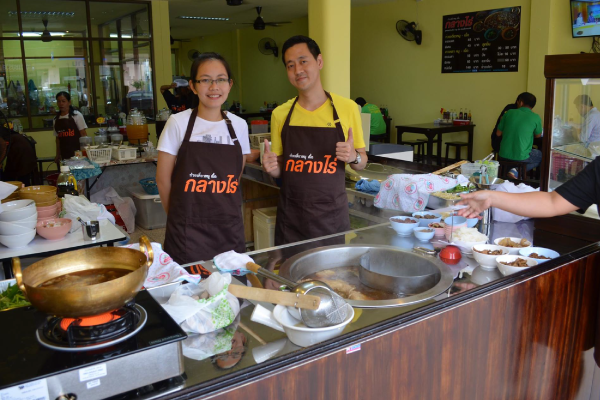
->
[[355, 97, 386, 138], [496, 92, 543, 179]]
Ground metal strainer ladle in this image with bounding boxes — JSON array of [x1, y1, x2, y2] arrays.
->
[[246, 262, 351, 328]]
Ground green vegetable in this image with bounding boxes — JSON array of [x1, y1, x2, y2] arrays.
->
[[446, 185, 470, 194], [0, 284, 30, 311]]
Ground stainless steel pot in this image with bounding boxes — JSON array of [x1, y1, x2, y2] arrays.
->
[[279, 245, 454, 308]]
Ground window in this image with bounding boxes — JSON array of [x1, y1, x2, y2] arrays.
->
[[0, 0, 154, 131]]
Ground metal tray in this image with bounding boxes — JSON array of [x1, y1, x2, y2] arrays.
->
[[345, 163, 403, 182]]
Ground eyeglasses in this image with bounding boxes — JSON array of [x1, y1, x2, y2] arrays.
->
[[193, 78, 231, 87]]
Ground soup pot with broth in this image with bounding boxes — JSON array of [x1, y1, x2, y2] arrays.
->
[[12, 236, 153, 317]]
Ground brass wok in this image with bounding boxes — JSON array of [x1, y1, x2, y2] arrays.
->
[[13, 236, 153, 318]]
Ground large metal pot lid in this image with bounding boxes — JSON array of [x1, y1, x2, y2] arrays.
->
[[345, 163, 403, 183], [279, 245, 454, 308]]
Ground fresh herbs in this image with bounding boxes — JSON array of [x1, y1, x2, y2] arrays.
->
[[446, 184, 470, 194], [0, 284, 30, 311]]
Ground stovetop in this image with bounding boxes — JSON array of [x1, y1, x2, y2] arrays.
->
[[0, 290, 187, 390]]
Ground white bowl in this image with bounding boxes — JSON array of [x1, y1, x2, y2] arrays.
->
[[493, 237, 532, 255], [0, 220, 36, 235], [10, 218, 37, 230], [413, 227, 435, 241], [1, 199, 35, 212], [411, 212, 442, 227], [0, 201, 37, 222], [0, 229, 36, 248], [518, 247, 560, 263], [470, 266, 503, 285], [389, 216, 419, 236], [496, 255, 538, 276], [272, 304, 354, 347], [472, 244, 510, 268]]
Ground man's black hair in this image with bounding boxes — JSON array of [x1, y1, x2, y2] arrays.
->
[[355, 97, 366, 107], [281, 35, 321, 66], [575, 94, 594, 108], [517, 92, 536, 108]]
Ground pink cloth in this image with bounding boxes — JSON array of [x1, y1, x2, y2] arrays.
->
[[374, 174, 458, 212]]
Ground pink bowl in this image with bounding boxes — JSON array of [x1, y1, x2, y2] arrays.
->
[[36, 218, 72, 240], [56, 200, 62, 213], [37, 204, 56, 212], [37, 207, 58, 218], [38, 214, 58, 222], [428, 222, 446, 237]]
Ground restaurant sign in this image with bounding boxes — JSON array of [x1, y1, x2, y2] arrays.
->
[[442, 6, 521, 73]]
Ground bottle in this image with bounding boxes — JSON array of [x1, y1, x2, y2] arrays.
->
[[468, 110, 472, 122], [459, 108, 463, 120], [56, 166, 79, 198]]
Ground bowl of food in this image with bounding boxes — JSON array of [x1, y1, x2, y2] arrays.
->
[[0, 229, 36, 248], [472, 244, 510, 269], [518, 247, 559, 263], [450, 227, 488, 256], [413, 227, 435, 242], [389, 216, 419, 236], [428, 222, 446, 237], [411, 212, 442, 227], [272, 304, 354, 347], [494, 237, 532, 255], [36, 218, 72, 241], [443, 216, 467, 240], [496, 255, 538, 276], [0, 220, 36, 236]]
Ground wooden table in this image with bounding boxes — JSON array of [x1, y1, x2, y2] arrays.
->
[[395, 123, 476, 165]]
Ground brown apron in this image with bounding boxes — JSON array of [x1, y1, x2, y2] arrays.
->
[[163, 109, 245, 265], [274, 92, 350, 245], [54, 115, 82, 160]]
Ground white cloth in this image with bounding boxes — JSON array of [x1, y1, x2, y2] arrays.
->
[[52, 110, 88, 136], [121, 241, 201, 288], [374, 174, 460, 212], [213, 250, 254, 276], [582, 107, 600, 145], [157, 109, 251, 156], [492, 181, 539, 223]]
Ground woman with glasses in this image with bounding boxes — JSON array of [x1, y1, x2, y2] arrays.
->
[[157, 52, 251, 265]]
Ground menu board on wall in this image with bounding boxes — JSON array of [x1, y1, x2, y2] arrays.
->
[[442, 6, 521, 73]]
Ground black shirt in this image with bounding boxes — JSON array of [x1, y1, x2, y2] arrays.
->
[[554, 157, 600, 214], [161, 90, 194, 114], [491, 103, 518, 153]]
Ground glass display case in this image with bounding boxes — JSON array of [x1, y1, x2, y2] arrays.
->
[[541, 54, 600, 195]]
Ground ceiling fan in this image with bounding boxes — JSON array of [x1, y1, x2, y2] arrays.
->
[[236, 7, 290, 30], [41, 18, 52, 42]]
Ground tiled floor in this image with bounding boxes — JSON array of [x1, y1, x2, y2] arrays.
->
[[128, 225, 166, 247]]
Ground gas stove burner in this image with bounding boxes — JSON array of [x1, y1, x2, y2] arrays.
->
[[36, 304, 147, 352]]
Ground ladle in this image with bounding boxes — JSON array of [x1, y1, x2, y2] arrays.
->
[[246, 262, 351, 328]]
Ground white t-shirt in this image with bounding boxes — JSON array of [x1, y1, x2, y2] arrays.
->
[[157, 109, 251, 156], [582, 107, 600, 144], [52, 110, 88, 136]]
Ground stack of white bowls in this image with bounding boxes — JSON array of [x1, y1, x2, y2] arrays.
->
[[0, 199, 37, 248]]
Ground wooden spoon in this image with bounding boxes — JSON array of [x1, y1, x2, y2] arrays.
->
[[228, 284, 320, 310]]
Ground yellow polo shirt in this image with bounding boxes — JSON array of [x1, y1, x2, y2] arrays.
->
[[270, 92, 365, 156]]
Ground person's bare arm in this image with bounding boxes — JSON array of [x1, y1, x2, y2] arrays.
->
[[79, 129, 88, 137], [160, 83, 176, 93], [240, 154, 247, 179], [457, 190, 579, 219], [349, 147, 368, 171], [157, 151, 177, 214], [496, 129, 503, 137]]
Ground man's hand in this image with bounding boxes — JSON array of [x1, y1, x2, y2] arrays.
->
[[336, 127, 356, 163], [262, 139, 280, 177], [456, 191, 495, 218]]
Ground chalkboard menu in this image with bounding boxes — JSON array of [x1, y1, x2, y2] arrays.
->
[[442, 6, 521, 74]]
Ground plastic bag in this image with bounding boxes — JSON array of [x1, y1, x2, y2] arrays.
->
[[493, 181, 539, 223], [182, 315, 240, 361], [62, 194, 115, 233], [161, 272, 240, 334], [91, 187, 136, 233]]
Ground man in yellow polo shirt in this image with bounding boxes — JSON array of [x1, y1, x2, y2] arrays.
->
[[262, 35, 367, 245]]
